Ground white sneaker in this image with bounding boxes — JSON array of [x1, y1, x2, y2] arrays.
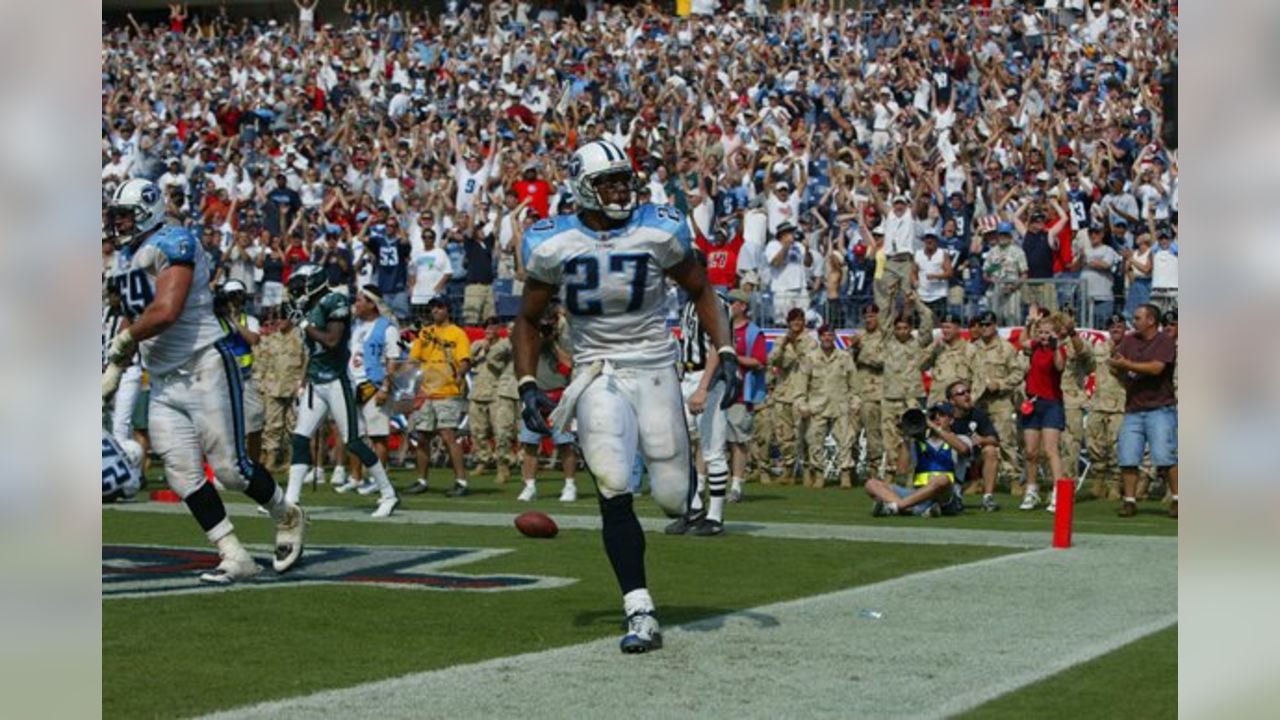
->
[[272, 504, 307, 573], [334, 479, 360, 494], [329, 467, 347, 485], [199, 551, 261, 585], [372, 496, 400, 518], [559, 482, 577, 503], [517, 483, 537, 502], [1046, 486, 1059, 513], [355, 480, 379, 496], [308, 468, 323, 485], [620, 611, 663, 654], [1020, 490, 1041, 511]]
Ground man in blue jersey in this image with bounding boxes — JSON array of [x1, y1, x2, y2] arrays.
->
[[102, 179, 306, 583], [513, 140, 740, 654]]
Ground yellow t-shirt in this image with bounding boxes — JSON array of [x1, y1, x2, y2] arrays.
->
[[409, 323, 472, 399]]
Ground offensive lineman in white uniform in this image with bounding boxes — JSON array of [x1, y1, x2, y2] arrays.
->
[[515, 140, 739, 653], [101, 179, 306, 583]]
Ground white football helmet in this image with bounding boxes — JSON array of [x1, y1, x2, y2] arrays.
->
[[107, 178, 165, 248], [568, 140, 638, 220]]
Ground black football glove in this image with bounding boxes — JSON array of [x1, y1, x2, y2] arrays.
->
[[712, 347, 740, 410], [519, 380, 555, 435]]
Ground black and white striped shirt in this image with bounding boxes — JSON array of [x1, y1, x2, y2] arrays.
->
[[679, 293, 731, 372]]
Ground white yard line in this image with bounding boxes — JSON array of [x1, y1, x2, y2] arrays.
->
[[189, 532, 1175, 720], [107, 500, 1169, 550]]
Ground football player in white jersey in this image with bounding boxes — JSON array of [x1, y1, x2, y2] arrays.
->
[[515, 140, 740, 653], [102, 430, 143, 503], [101, 179, 306, 584]]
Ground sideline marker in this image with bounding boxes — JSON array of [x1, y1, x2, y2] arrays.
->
[[1052, 478, 1075, 548]]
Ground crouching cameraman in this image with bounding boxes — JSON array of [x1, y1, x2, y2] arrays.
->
[[864, 404, 971, 517]]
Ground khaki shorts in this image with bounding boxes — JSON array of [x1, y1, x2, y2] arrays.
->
[[361, 394, 392, 438], [412, 396, 466, 433], [725, 403, 754, 444]]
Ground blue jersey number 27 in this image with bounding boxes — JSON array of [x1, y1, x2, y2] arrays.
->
[[563, 254, 649, 316]]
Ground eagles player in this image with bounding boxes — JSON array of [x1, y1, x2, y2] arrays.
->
[[282, 265, 400, 518], [515, 140, 740, 653], [101, 179, 305, 583]]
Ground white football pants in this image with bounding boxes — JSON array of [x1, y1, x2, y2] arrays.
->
[[680, 369, 728, 479], [576, 363, 694, 516], [148, 343, 259, 499]]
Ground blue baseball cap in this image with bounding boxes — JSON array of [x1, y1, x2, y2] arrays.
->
[[996, 221, 1015, 234]]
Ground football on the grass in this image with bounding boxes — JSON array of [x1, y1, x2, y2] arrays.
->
[[515, 511, 558, 538]]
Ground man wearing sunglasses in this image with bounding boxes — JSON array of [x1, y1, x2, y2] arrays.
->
[[941, 380, 1002, 512]]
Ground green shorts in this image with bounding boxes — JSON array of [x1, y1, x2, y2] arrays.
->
[[412, 397, 466, 433]]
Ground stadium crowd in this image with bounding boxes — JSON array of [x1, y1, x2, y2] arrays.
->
[[102, 0, 1178, 516]]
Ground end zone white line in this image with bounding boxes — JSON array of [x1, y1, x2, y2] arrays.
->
[[107, 501, 1170, 550], [197, 535, 1175, 720]]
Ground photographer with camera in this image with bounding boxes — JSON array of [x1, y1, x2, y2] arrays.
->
[[864, 404, 969, 518], [404, 298, 471, 498]]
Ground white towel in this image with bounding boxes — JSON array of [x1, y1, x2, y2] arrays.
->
[[548, 361, 604, 434]]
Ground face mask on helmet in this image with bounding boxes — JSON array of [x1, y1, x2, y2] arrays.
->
[[588, 171, 638, 220], [570, 142, 637, 221], [286, 267, 327, 310], [108, 180, 165, 249]]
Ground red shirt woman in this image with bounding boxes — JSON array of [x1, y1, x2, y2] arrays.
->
[[1018, 314, 1071, 511]]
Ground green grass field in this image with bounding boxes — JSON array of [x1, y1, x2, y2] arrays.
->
[[106, 467, 1176, 719]]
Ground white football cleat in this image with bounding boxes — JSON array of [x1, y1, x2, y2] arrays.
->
[[517, 482, 537, 502], [620, 611, 663, 654], [559, 482, 577, 503], [1019, 490, 1041, 511], [372, 496, 400, 518], [329, 467, 347, 486], [355, 480, 379, 496], [199, 551, 261, 585], [272, 504, 307, 573], [334, 479, 360, 494]]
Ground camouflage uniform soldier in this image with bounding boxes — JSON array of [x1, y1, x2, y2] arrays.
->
[[748, 374, 777, 484], [256, 315, 307, 473], [1060, 313, 1094, 482], [798, 325, 859, 488], [880, 294, 935, 481], [767, 308, 818, 485], [850, 304, 887, 477], [921, 312, 985, 407], [491, 327, 520, 485], [972, 310, 1026, 492], [1088, 314, 1128, 499], [467, 318, 505, 474]]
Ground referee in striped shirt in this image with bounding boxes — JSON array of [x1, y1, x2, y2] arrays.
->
[[666, 253, 734, 537]]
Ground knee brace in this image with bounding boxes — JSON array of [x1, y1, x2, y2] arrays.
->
[[290, 434, 312, 465]]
